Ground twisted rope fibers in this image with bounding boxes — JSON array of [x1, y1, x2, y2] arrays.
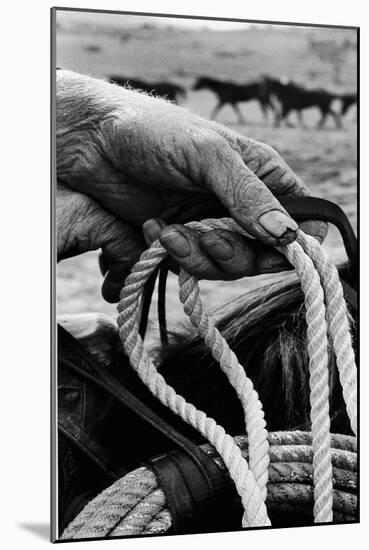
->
[[178, 269, 269, 510], [114, 219, 356, 527], [114, 218, 356, 528], [117, 234, 270, 527], [281, 242, 333, 522], [61, 432, 357, 539], [296, 232, 357, 437], [61, 217, 357, 538]]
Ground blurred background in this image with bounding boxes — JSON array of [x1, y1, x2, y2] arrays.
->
[[55, 10, 357, 328]]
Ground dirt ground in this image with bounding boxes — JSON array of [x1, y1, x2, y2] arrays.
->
[[55, 14, 357, 331]]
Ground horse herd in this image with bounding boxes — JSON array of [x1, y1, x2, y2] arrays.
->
[[109, 74, 357, 129]]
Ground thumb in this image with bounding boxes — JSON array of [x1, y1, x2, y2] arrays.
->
[[97, 220, 145, 303], [201, 138, 298, 246], [56, 185, 145, 302]]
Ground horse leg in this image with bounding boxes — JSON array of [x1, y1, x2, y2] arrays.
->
[[297, 110, 306, 129], [273, 101, 283, 127], [317, 108, 328, 129], [259, 101, 269, 124], [284, 108, 295, 128], [331, 108, 343, 129], [341, 101, 349, 117], [233, 103, 246, 125], [210, 101, 224, 121]]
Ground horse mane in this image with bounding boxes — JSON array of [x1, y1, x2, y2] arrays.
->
[[59, 265, 356, 439], [158, 268, 356, 436]]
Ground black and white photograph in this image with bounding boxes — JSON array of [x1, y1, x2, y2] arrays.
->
[[52, 7, 358, 542]]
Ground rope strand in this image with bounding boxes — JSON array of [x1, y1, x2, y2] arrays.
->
[[178, 268, 269, 504], [117, 245, 270, 527], [282, 241, 333, 522], [61, 432, 357, 539], [296, 232, 357, 436], [114, 219, 356, 529]]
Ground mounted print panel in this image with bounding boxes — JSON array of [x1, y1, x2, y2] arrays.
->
[[51, 7, 358, 542]]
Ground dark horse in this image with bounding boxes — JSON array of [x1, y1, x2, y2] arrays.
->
[[58, 262, 356, 534], [339, 92, 357, 117], [192, 76, 274, 124], [109, 75, 186, 104], [262, 77, 342, 129]]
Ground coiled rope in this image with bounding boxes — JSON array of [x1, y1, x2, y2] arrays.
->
[[62, 217, 357, 537], [61, 431, 357, 539]]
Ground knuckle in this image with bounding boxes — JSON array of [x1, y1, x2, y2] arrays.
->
[[233, 172, 266, 205], [243, 140, 309, 197], [258, 141, 279, 158], [280, 173, 307, 195], [207, 121, 243, 154], [191, 129, 225, 159], [249, 142, 280, 174]]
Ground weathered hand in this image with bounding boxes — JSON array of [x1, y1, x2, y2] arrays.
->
[[57, 70, 326, 301], [56, 183, 144, 272]]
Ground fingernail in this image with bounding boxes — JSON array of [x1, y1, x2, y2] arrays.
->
[[160, 230, 190, 257], [143, 218, 166, 242], [202, 235, 234, 260], [258, 210, 298, 239], [143, 218, 165, 232]]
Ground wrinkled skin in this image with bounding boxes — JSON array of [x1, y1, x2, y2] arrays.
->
[[57, 70, 326, 301], [57, 183, 144, 278]]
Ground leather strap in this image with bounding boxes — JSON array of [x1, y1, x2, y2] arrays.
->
[[164, 196, 357, 271], [58, 325, 202, 457], [146, 449, 238, 534], [149, 197, 358, 345]]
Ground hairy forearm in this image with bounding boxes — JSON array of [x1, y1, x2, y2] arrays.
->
[[58, 71, 164, 179], [56, 70, 130, 129], [57, 71, 125, 177]]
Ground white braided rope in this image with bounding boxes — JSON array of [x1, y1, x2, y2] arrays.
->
[[282, 241, 333, 522], [117, 241, 270, 527], [61, 432, 357, 539], [181, 220, 270, 500], [296, 232, 357, 437], [178, 269, 269, 503], [110, 488, 166, 536], [116, 217, 357, 528], [61, 467, 158, 539]]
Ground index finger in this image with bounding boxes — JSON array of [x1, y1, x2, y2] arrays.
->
[[231, 137, 328, 243], [208, 123, 309, 197], [237, 139, 310, 196], [199, 135, 298, 247]]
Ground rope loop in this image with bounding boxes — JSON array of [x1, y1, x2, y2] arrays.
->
[[61, 431, 357, 539], [116, 217, 357, 528]]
